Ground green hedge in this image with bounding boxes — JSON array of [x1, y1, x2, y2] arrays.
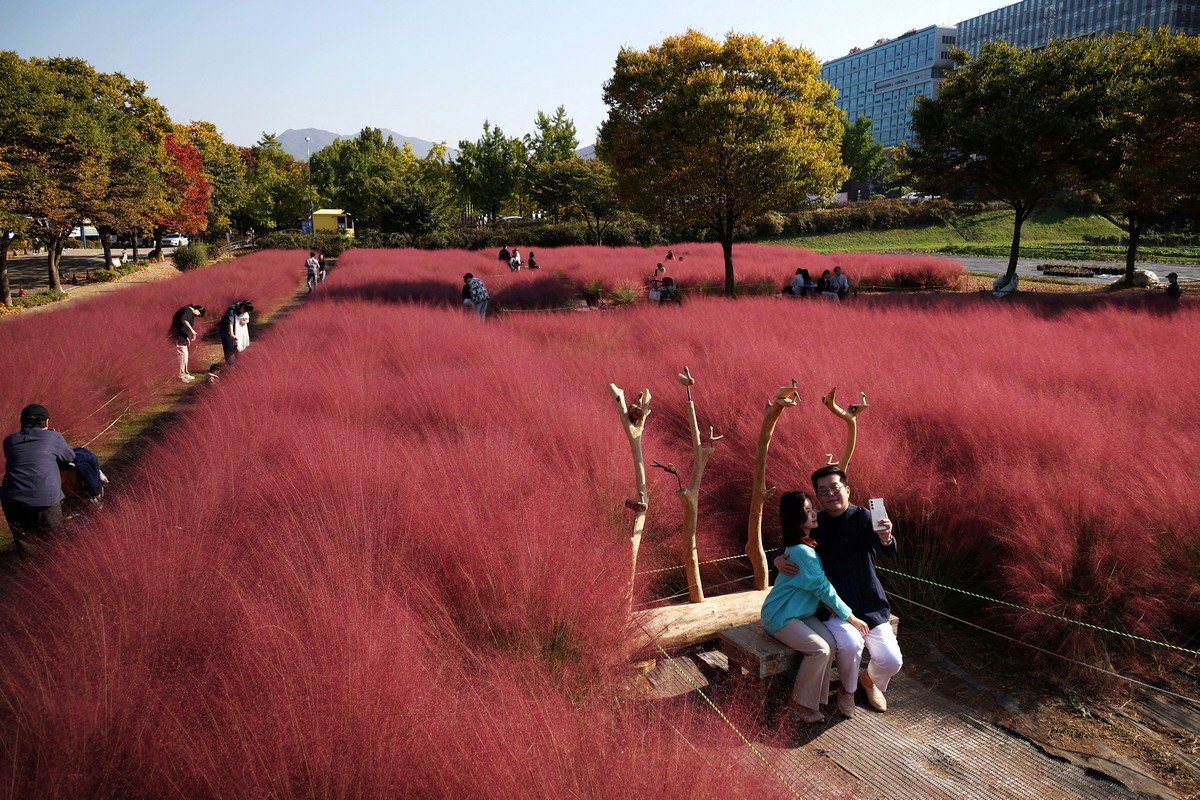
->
[[172, 243, 208, 271], [92, 260, 150, 282], [254, 231, 353, 255]]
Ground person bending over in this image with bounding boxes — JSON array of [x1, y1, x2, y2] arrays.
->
[[763, 490, 869, 722], [776, 465, 901, 716]]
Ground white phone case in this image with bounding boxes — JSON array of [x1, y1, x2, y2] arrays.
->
[[869, 498, 887, 531]]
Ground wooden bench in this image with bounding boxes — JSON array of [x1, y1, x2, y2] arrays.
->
[[718, 615, 899, 682]]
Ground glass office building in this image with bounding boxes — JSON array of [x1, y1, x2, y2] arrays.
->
[[956, 0, 1200, 55], [819, 25, 958, 149]]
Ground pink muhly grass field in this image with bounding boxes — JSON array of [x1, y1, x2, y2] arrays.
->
[[323, 244, 961, 310], [0, 251, 303, 447], [0, 296, 810, 797], [0, 248, 1193, 794]]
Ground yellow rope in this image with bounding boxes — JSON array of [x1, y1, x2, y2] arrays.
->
[[876, 565, 1200, 658]]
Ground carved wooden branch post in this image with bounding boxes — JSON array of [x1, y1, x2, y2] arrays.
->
[[675, 367, 717, 604], [608, 384, 651, 611], [822, 387, 868, 472], [746, 382, 800, 591]]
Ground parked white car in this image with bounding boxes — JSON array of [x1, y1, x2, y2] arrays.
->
[[162, 232, 189, 247]]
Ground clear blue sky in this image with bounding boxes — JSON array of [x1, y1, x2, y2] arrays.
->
[[2, 0, 993, 149]]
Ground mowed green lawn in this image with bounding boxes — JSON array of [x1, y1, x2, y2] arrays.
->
[[775, 207, 1125, 253]]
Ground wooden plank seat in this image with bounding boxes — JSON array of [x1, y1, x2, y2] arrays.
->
[[718, 615, 899, 682]]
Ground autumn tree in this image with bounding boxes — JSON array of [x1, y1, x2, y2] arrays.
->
[[597, 30, 847, 295], [149, 131, 210, 254], [905, 39, 1110, 285], [180, 120, 247, 236], [452, 121, 527, 221], [527, 158, 619, 244]]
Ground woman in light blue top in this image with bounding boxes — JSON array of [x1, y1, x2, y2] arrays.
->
[[762, 490, 868, 723]]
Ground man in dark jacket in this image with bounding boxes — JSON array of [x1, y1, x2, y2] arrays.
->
[[776, 465, 901, 718], [1, 404, 76, 555]]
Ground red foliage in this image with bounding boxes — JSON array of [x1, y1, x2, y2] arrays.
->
[[157, 133, 210, 235], [0, 251, 301, 448]]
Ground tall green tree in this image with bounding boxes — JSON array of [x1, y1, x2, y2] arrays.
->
[[841, 116, 884, 187], [452, 121, 526, 221], [377, 143, 459, 244], [905, 39, 1110, 285], [237, 133, 309, 231], [1089, 31, 1200, 282], [597, 30, 847, 295], [527, 158, 618, 244], [525, 106, 579, 164], [310, 127, 406, 230]]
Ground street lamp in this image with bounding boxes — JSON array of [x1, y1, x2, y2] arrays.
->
[[305, 136, 314, 234]]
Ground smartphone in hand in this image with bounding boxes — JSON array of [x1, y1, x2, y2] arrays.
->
[[869, 498, 888, 531]]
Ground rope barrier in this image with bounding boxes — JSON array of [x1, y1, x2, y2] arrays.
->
[[877, 565, 1200, 658], [637, 551, 749, 575], [887, 590, 1200, 706]]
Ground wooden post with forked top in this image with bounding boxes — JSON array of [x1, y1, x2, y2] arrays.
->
[[821, 387, 868, 472], [608, 384, 652, 612], [653, 367, 720, 604], [746, 381, 801, 591]]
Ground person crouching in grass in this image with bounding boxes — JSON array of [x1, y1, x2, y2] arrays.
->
[[761, 490, 869, 724]]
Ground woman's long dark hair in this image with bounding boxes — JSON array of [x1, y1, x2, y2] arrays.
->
[[779, 490, 818, 549]]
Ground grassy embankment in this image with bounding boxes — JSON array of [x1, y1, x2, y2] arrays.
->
[[776, 206, 1199, 264]]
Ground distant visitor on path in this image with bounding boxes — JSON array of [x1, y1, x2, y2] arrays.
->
[[305, 251, 320, 292], [169, 303, 206, 382], [318, 252, 327, 283], [776, 466, 901, 718], [665, 249, 674, 261], [1, 404, 77, 557], [463, 273, 489, 320], [762, 490, 869, 724], [1166, 272, 1181, 299]]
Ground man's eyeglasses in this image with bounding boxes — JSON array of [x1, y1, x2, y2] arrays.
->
[[816, 484, 846, 498]]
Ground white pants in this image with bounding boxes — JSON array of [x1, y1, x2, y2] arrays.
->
[[771, 616, 836, 711], [824, 616, 903, 693], [175, 342, 190, 379]]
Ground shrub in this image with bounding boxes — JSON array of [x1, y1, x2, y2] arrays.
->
[[256, 230, 353, 255], [171, 242, 208, 271], [10, 289, 68, 308]]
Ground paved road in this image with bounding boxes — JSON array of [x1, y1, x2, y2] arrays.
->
[[4, 247, 178, 292], [936, 254, 1200, 285]]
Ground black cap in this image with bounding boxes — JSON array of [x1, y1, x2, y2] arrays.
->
[[20, 404, 49, 426]]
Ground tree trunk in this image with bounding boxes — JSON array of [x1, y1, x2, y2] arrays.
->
[[98, 225, 115, 268], [0, 235, 11, 307], [1005, 206, 1026, 285], [720, 235, 735, 296], [47, 238, 64, 293], [1123, 212, 1146, 284], [130, 229, 141, 263]]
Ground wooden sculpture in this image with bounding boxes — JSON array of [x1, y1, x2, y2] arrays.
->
[[608, 384, 651, 612], [746, 381, 800, 591], [821, 387, 868, 473]]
